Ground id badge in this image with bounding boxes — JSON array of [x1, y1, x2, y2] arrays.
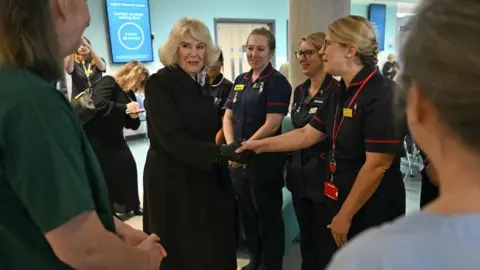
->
[[324, 182, 339, 201]]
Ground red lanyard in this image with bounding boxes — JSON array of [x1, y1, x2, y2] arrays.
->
[[331, 70, 376, 158]]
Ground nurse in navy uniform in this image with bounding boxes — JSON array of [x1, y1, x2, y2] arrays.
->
[[237, 16, 405, 268], [223, 27, 292, 270], [207, 48, 234, 145], [287, 32, 340, 270]]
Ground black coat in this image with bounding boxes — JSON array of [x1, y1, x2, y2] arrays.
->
[[83, 76, 140, 211], [143, 66, 237, 270]]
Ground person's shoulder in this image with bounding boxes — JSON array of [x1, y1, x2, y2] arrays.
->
[[222, 77, 233, 88], [0, 68, 64, 104], [233, 72, 249, 84], [0, 68, 79, 129], [327, 213, 436, 270], [364, 70, 397, 99], [95, 75, 116, 87], [271, 69, 290, 83], [145, 67, 175, 95]]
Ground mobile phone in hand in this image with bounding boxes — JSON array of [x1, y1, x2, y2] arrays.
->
[[126, 108, 145, 114]]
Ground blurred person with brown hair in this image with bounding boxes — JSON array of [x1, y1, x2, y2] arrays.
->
[[84, 60, 149, 217], [65, 36, 107, 100], [0, 0, 165, 269], [327, 0, 480, 269]]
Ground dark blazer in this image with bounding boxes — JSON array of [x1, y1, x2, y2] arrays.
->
[[83, 75, 141, 210], [84, 76, 140, 142], [142, 66, 237, 270]]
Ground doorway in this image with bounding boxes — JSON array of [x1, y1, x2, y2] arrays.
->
[[214, 18, 276, 81]]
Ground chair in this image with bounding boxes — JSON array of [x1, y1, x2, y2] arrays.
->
[[403, 134, 422, 181]]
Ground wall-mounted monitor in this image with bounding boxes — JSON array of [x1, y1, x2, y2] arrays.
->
[[105, 0, 154, 63], [368, 4, 387, 51]]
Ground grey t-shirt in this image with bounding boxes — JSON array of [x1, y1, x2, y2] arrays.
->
[[327, 212, 480, 270]]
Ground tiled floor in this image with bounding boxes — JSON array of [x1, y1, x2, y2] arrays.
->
[[125, 137, 423, 269]]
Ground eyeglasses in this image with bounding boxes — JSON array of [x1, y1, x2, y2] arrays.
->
[[295, 50, 315, 59]]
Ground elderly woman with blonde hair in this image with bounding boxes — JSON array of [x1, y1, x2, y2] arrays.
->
[[143, 17, 251, 270]]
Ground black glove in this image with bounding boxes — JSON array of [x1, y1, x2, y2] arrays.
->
[[219, 141, 255, 164]]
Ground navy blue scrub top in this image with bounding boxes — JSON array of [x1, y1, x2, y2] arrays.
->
[[225, 62, 292, 140], [287, 74, 340, 201], [309, 66, 405, 205]]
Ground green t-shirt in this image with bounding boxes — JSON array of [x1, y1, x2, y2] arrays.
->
[[0, 68, 115, 269]]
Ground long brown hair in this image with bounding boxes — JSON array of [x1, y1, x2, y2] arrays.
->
[[0, 0, 63, 81], [74, 36, 96, 66]]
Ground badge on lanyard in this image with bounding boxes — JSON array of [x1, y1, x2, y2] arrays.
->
[[234, 84, 244, 91], [343, 108, 353, 117], [83, 62, 93, 76], [309, 107, 318, 114], [324, 182, 339, 201]]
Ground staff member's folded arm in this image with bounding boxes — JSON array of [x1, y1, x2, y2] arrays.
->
[[5, 100, 152, 270]]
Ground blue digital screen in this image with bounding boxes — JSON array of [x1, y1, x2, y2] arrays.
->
[[105, 0, 154, 63], [368, 4, 386, 51]]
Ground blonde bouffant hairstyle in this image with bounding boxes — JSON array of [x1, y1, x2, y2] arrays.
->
[[159, 17, 217, 68]]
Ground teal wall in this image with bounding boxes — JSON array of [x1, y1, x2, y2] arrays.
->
[[85, 0, 288, 71], [351, 3, 398, 52], [84, 1, 396, 71]]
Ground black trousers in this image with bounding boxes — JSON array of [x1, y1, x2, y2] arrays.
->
[[230, 167, 285, 270], [292, 197, 328, 270]]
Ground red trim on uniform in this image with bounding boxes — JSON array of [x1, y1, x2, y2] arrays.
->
[[267, 102, 288, 106], [313, 116, 324, 124], [349, 80, 365, 87], [322, 78, 334, 92], [243, 65, 275, 81], [365, 139, 402, 144], [259, 67, 274, 79]]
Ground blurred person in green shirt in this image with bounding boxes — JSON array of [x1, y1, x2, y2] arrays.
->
[[0, 0, 166, 269]]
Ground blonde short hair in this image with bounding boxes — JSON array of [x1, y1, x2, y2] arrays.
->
[[159, 17, 217, 67], [115, 60, 150, 92], [0, 0, 62, 82], [327, 15, 379, 68]]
